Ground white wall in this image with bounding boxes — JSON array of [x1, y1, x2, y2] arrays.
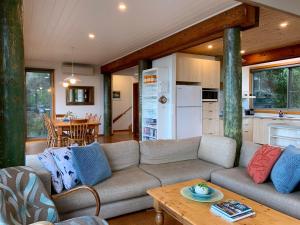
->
[[112, 75, 137, 131], [25, 59, 104, 134]]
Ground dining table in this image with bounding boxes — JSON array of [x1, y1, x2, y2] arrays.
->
[[52, 120, 101, 147]]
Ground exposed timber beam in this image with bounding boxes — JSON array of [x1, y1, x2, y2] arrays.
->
[[242, 44, 300, 66], [101, 4, 259, 73]]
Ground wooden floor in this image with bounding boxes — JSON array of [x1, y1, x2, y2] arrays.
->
[[26, 130, 138, 155], [108, 209, 181, 225]]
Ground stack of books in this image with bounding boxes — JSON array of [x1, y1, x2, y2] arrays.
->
[[210, 200, 255, 222]]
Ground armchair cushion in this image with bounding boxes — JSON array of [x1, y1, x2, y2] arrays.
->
[[51, 147, 80, 190], [0, 167, 59, 224], [71, 142, 112, 186], [38, 148, 64, 193]]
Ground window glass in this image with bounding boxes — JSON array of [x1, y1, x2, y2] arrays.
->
[[288, 67, 300, 108], [253, 68, 288, 108], [26, 71, 53, 138]]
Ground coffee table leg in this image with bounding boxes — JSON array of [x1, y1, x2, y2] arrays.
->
[[154, 200, 164, 225]]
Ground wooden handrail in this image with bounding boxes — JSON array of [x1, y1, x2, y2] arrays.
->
[[113, 106, 132, 123]]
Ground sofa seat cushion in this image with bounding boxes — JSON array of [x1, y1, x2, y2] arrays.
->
[[55, 166, 160, 214], [211, 167, 300, 219], [140, 159, 222, 186]]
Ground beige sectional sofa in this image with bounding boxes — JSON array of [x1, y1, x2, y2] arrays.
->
[[211, 141, 300, 219], [26, 135, 236, 220]]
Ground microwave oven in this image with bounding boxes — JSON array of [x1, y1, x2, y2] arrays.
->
[[202, 88, 218, 102]]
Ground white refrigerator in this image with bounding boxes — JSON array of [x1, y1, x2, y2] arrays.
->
[[176, 85, 202, 139]]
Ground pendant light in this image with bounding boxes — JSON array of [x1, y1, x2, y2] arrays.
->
[[63, 47, 80, 87]]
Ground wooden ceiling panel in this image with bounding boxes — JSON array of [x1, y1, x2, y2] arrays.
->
[[182, 7, 300, 56]]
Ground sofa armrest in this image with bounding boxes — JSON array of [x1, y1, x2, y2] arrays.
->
[[52, 185, 101, 216]]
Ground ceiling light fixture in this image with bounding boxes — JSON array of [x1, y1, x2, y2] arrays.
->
[[280, 22, 288, 28], [63, 47, 80, 87], [240, 50, 245, 54], [118, 2, 127, 11], [208, 45, 213, 49], [88, 33, 95, 39]]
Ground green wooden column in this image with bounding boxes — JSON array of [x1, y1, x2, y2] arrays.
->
[[223, 27, 242, 166], [103, 73, 112, 136], [0, 0, 25, 168], [138, 60, 152, 140]]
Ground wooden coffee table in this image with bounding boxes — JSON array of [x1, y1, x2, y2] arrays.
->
[[147, 179, 300, 225]]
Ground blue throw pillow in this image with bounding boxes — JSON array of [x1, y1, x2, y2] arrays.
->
[[51, 147, 80, 190], [271, 145, 300, 193], [71, 142, 112, 186]]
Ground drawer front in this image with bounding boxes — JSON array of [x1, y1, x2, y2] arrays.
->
[[203, 102, 219, 112], [203, 109, 219, 119], [203, 118, 219, 135]]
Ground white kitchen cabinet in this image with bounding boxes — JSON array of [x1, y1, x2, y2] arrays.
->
[[201, 59, 220, 88], [176, 54, 220, 88], [203, 102, 219, 135], [243, 118, 253, 141], [176, 56, 202, 82], [253, 118, 265, 144]]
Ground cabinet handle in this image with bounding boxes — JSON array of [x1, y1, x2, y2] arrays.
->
[[244, 131, 249, 133], [209, 110, 213, 112], [209, 118, 213, 120]]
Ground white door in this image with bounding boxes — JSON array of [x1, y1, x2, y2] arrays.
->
[[177, 107, 202, 139], [177, 85, 202, 107]]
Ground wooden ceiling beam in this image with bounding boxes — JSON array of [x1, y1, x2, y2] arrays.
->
[[101, 4, 259, 73], [242, 44, 300, 66]]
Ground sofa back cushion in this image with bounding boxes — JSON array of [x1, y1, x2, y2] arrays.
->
[[239, 141, 261, 167], [101, 140, 140, 171], [198, 135, 236, 168], [140, 137, 201, 164]]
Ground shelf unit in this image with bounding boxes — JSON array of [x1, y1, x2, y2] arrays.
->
[[142, 67, 170, 141], [269, 124, 300, 148]]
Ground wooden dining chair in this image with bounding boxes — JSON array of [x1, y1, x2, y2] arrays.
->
[[43, 114, 68, 147], [67, 119, 88, 146], [86, 115, 101, 144]]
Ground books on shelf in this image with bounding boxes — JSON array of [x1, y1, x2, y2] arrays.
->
[[210, 200, 255, 222]]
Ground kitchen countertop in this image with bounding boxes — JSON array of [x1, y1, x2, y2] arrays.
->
[[219, 114, 300, 120]]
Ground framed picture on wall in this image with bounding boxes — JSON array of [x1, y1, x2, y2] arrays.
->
[[113, 91, 121, 100]]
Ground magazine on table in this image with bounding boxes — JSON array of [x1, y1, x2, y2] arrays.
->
[[210, 200, 255, 222]]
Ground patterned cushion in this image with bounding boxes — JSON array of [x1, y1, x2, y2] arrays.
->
[[71, 142, 112, 186], [38, 149, 64, 193], [55, 216, 108, 225], [247, 145, 282, 184], [51, 148, 80, 190], [271, 145, 300, 193], [0, 166, 59, 224]]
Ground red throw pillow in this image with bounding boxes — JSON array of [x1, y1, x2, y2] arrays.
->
[[247, 145, 282, 184]]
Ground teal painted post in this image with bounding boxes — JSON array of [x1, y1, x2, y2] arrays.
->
[[223, 27, 242, 166], [103, 73, 112, 136], [0, 0, 25, 167], [138, 60, 152, 140]]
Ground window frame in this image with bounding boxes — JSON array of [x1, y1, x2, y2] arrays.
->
[[250, 63, 300, 112], [25, 68, 55, 141]]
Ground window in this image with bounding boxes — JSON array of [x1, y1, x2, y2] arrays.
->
[[25, 69, 54, 139], [252, 65, 300, 109]]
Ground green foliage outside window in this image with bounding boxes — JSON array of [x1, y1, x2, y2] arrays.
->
[[253, 66, 300, 109]]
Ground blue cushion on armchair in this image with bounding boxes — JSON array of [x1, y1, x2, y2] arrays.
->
[[71, 142, 112, 186], [271, 145, 300, 193]]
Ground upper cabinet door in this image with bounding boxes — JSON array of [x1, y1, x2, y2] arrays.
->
[[176, 56, 202, 82], [201, 60, 220, 89]]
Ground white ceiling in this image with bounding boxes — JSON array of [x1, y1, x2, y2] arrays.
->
[[23, 0, 240, 66]]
